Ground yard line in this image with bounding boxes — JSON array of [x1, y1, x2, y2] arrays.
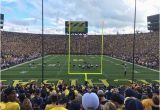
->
[[115, 63, 120, 66], [56, 56, 68, 79], [53, 55, 68, 78], [106, 56, 159, 73], [38, 55, 64, 79], [20, 71, 28, 74], [134, 70, 139, 73], [44, 55, 57, 63], [45, 55, 59, 64], [1, 55, 50, 72]]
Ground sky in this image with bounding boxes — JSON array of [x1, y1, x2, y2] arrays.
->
[[1, 0, 160, 34]]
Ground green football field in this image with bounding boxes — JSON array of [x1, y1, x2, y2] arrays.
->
[[1, 55, 159, 85]]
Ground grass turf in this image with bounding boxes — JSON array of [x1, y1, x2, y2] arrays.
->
[[1, 55, 159, 85]]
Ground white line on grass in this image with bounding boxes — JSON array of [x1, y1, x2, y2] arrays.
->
[[20, 71, 28, 74], [115, 63, 120, 66], [134, 70, 139, 73], [52, 56, 67, 79], [1, 55, 50, 72], [106, 56, 159, 73]]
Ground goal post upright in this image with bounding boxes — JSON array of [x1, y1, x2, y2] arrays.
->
[[101, 21, 104, 73]]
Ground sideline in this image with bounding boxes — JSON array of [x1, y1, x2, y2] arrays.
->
[[1, 55, 50, 72], [106, 56, 159, 73]]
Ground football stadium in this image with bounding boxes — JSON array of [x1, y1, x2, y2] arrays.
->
[[0, 0, 160, 110]]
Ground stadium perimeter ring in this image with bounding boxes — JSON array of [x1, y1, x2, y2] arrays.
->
[[67, 21, 104, 80]]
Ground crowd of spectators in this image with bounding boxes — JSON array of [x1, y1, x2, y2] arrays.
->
[[0, 31, 159, 110], [104, 32, 159, 69], [1, 31, 159, 69], [0, 81, 159, 110], [1, 31, 41, 69]]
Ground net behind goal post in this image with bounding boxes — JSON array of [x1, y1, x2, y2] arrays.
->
[[65, 21, 104, 80]]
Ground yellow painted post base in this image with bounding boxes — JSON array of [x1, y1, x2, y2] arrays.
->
[[85, 73, 88, 81]]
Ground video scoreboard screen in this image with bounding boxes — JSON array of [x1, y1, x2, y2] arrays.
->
[[65, 21, 88, 34]]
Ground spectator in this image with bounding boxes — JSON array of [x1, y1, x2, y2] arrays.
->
[[103, 101, 117, 110], [125, 97, 144, 110], [151, 95, 160, 110], [141, 92, 153, 110], [31, 89, 43, 110], [45, 93, 58, 110], [22, 93, 33, 110], [82, 92, 99, 110], [4, 86, 20, 110], [110, 93, 124, 110], [97, 90, 108, 105]]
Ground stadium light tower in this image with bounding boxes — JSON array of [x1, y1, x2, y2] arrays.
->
[[132, 0, 136, 83]]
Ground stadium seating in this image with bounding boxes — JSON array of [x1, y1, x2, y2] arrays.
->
[[0, 31, 159, 110], [1, 31, 159, 69]]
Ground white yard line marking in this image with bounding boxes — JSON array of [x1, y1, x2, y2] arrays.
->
[[20, 71, 28, 74], [56, 57, 68, 78], [134, 70, 139, 73], [115, 63, 120, 66]]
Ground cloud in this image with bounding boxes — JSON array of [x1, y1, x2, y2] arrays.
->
[[0, 6, 13, 14], [1, 0, 17, 3], [9, 17, 37, 26], [3, 21, 41, 33], [1, 0, 160, 34]]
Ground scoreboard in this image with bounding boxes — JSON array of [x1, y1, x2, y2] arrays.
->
[[147, 14, 159, 32], [0, 14, 4, 29], [65, 21, 88, 34]]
